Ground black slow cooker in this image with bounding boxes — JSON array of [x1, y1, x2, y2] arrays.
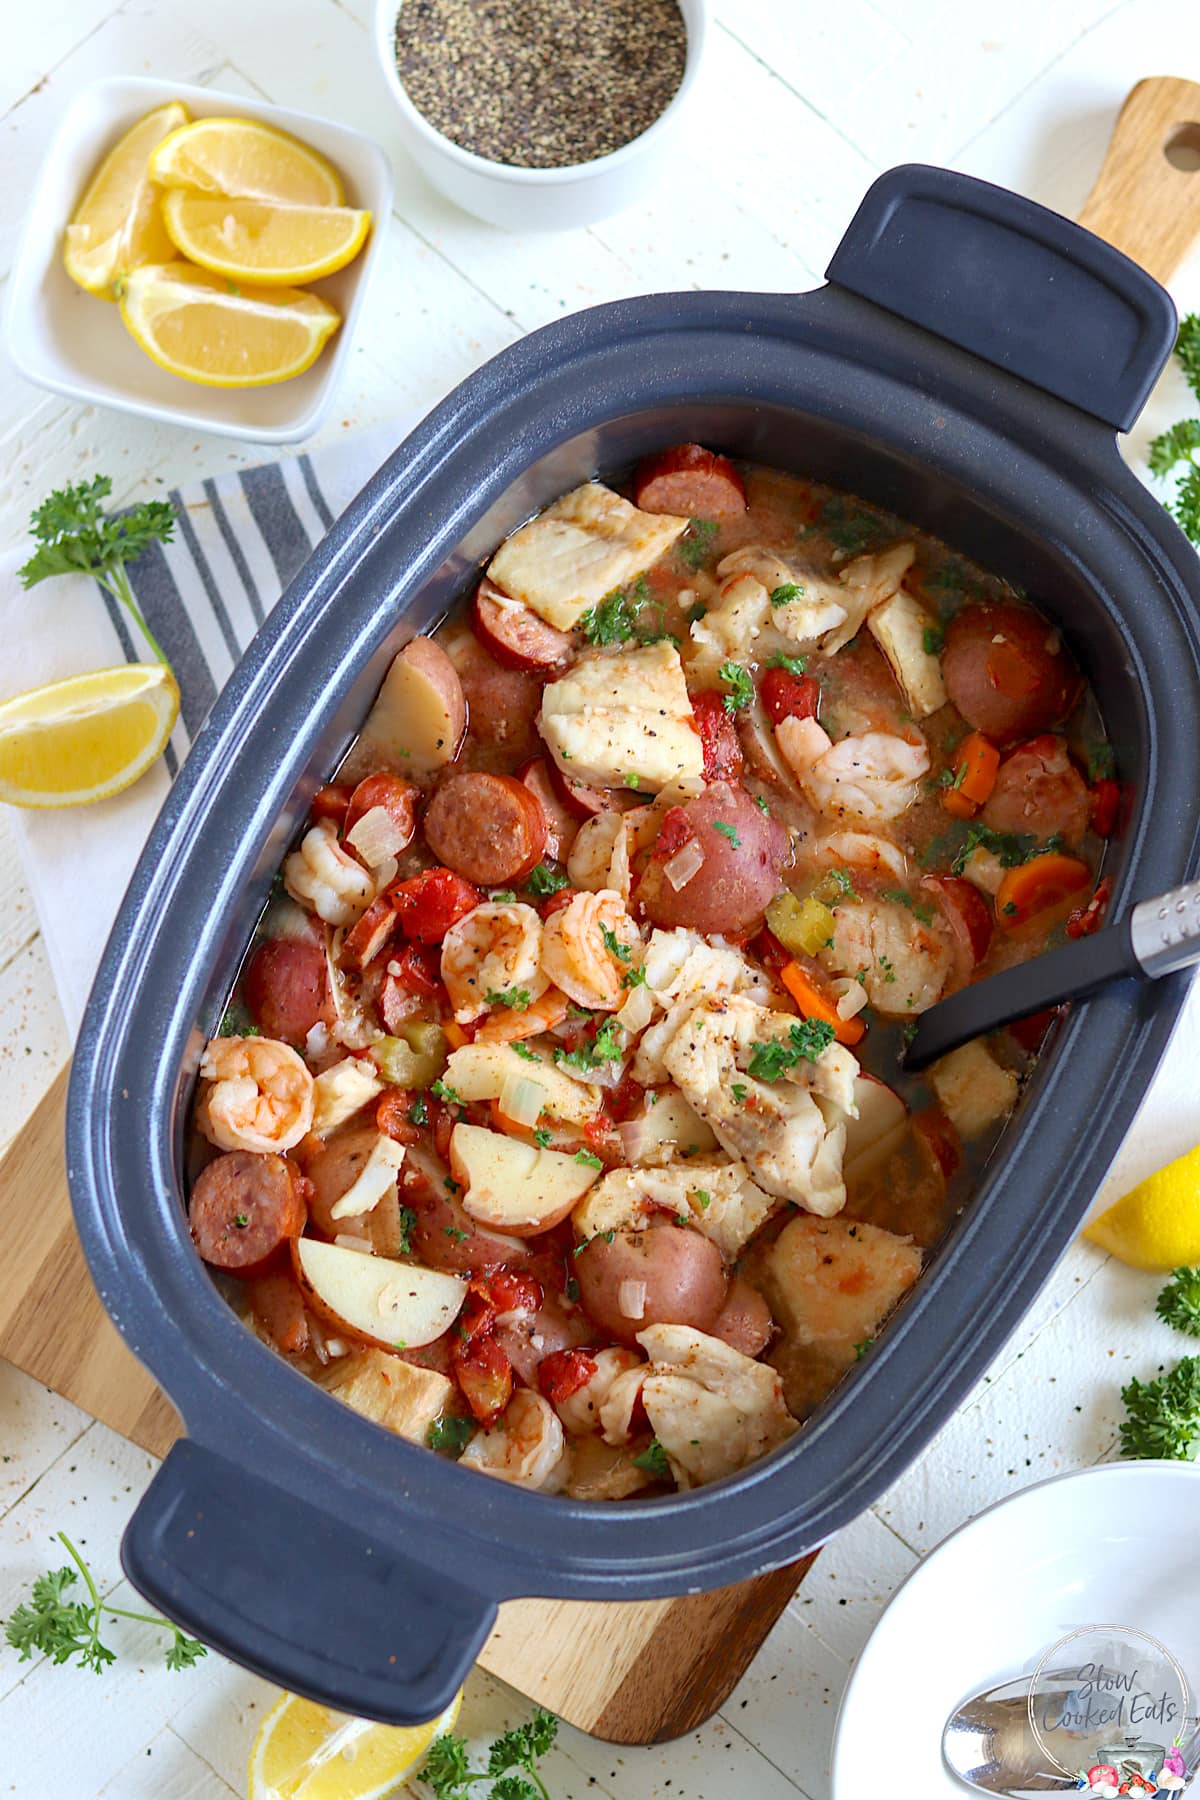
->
[[67, 166, 1200, 1725]]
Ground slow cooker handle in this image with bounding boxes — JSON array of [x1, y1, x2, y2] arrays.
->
[[825, 163, 1177, 434], [121, 1439, 496, 1726]]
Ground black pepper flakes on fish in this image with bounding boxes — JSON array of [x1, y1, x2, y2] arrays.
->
[[393, 0, 688, 169]]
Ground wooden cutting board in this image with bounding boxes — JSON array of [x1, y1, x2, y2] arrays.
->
[[0, 1065, 812, 1745]]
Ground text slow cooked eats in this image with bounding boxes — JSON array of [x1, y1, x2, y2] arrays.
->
[[186, 442, 1114, 1498]]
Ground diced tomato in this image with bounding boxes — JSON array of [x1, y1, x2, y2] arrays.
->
[[457, 1288, 497, 1348], [453, 1334, 513, 1426], [484, 1269, 545, 1315], [429, 1096, 456, 1163], [310, 782, 354, 828], [540, 885, 575, 920], [1066, 875, 1113, 940], [538, 1347, 598, 1405], [390, 867, 481, 944], [376, 1089, 420, 1145], [582, 1113, 613, 1153], [1089, 779, 1120, 838], [387, 942, 442, 996], [1008, 1006, 1061, 1053], [760, 667, 820, 727], [608, 1074, 646, 1122], [690, 690, 744, 782], [752, 927, 791, 974], [652, 805, 694, 862]]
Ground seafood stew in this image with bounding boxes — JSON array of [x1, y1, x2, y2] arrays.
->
[[187, 441, 1113, 1499]]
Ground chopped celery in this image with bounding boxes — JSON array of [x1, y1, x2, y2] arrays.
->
[[766, 891, 837, 958]]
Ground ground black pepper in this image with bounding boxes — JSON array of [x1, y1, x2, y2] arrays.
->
[[393, 0, 689, 170]]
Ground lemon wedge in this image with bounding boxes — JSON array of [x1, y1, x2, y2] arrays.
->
[[160, 191, 371, 286], [149, 115, 345, 206], [0, 664, 178, 808], [248, 1689, 462, 1800], [1085, 1144, 1200, 1270], [63, 100, 189, 298], [118, 261, 340, 387]]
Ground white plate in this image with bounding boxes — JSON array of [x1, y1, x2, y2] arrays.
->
[[831, 1462, 1200, 1796], [5, 75, 392, 443]]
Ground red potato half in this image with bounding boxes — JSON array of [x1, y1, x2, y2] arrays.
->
[[575, 1223, 729, 1347], [449, 1122, 599, 1236], [842, 1075, 908, 1192], [942, 604, 1082, 744], [357, 636, 466, 777], [291, 1236, 466, 1350], [243, 937, 333, 1044], [637, 781, 789, 937]]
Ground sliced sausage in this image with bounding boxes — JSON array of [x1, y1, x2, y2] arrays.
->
[[342, 894, 401, 970], [575, 1222, 729, 1347], [472, 578, 574, 673], [921, 873, 993, 984], [423, 771, 548, 886], [190, 1150, 308, 1273], [344, 771, 419, 845], [942, 603, 1082, 743], [451, 633, 544, 772], [636, 780, 789, 937], [634, 443, 747, 519], [310, 782, 354, 828], [245, 1270, 310, 1356], [981, 735, 1090, 845], [690, 690, 744, 782], [518, 756, 579, 861], [243, 938, 333, 1045]]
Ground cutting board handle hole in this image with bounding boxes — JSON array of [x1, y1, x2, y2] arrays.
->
[[1164, 122, 1200, 172]]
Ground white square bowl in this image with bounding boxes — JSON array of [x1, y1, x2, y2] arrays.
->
[[5, 75, 393, 444]]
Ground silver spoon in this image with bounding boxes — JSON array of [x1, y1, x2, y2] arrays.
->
[[903, 876, 1200, 1072]]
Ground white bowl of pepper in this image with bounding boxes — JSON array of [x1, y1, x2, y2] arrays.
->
[[374, 0, 708, 230]]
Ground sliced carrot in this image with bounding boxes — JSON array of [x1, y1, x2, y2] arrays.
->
[[780, 960, 865, 1047], [941, 731, 999, 818], [442, 1018, 470, 1050], [995, 852, 1091, 931]]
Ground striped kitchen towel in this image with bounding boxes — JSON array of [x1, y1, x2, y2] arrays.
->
[[1, 419, 411, 1034]]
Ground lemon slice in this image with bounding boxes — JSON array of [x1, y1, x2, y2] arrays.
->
[[118, 262, 340, 387], [248, 1689, 462, 1800], [160, 191, 371, 285], [0, 664, 178, 809], [1085, 1144, 1200, 1270], [149, 116, 344, 206], [64, 100, 189, 298]]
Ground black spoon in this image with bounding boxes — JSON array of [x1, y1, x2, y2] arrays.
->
[[901, 878, 1200, 1071]]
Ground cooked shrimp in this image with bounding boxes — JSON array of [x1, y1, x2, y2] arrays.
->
[[458, 1388, 567, 1490], [284, 822, 374, 927], [567, 811, 634, 900], [440, 901, 547, 1024], [541, 890, 643, 1012], [555, 1346, 643, 1435], [823, 897, 953, 1015], [195, 1035, 314, 1153], [777, 716, 929, 824], [803, 830, 908, 883], [475, 986, 569, 1045]]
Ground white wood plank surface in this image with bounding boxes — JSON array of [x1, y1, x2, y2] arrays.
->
[[2, 2, 1198, 1796]]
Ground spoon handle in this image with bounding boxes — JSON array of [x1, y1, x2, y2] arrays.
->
[[902, 878, 1200, 1071]]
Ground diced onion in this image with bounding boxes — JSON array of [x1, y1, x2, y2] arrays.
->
[[323, 1337, 350, 1356], [831, 977, 869, 1022], [499, 1071, 548, 1129], [324, 927, 379, 1050], [617, 1279, 647, 1321], [333, 1234, 374, 1253], [663, 838, 705, 891], [616, 979, 655, 1034], [346, 805, 409, 870]]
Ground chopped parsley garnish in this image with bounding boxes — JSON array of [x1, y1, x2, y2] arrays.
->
[[564, 1276, 580, 1302], [408, 1094, 428, 1128], [677, 518, 719, 570], [398, 1205, 417, 1255], [825, 866, 859, 900], [811, 494, 888, 555], [218, 1009, 259, 1038], [632, 1438, 672, 1478], [686, 600, 708, 624], [444, 1176, 461, 1194], [922, 623, 945, 656], [526, 861, 569, 897], [233, 1213, 249, 1229], [512, 1041, 541, 1062], [533, 1128, 553, 1148], [1120, 1357, 1200, 1461], [746, 1018, 836, 1081], [854, 1338, 875, 1360], [1157, 1268, 1200, 1338], [694, 1190, 712, 1210], [882, 887, 936, 925], [713, 820, 741, 847], [443, 1225, 469, 1243], [731, 1082, 748, 1103], [767, 650, 808, 674], [489, 889, 517, 904], [754, 795, 771, 815], [578, 577, 663, 646], [486, 985, 531, 1010], [935, 763, 968, 791], [1087, 742, 1116, 781], [601, 925, 633, 962], [426, 1414, 474, 1456], [430, 1079, 462, 1105], [878, 954, 896, 984], [718, 659, 754, 714], [624, 773, 642, 789], [769, 582, 805, 608], [423, 1698, 561, 1794], [1002, 900, 1019, 916], [622, 965, 647, 988], [574, 1150, 603, 1169], [555, 1019, 624, 1072]]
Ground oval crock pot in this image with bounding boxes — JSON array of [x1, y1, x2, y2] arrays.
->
[[67, 166, 1200, 1727]]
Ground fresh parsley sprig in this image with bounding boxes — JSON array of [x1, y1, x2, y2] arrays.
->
[[1119, 1358, 1200, 1462], [18, 476, 176, 668], [1156, 1267, 1200, 1338], [3, 1531, 205, 1673], [1148, 315, 1200, 545], [422, 1706, 558, 1800]]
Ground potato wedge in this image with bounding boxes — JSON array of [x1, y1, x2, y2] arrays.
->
[[450, 1122, 599, 1235], [358, 636, 466, 776], [291, 1237, 465, 1349]]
